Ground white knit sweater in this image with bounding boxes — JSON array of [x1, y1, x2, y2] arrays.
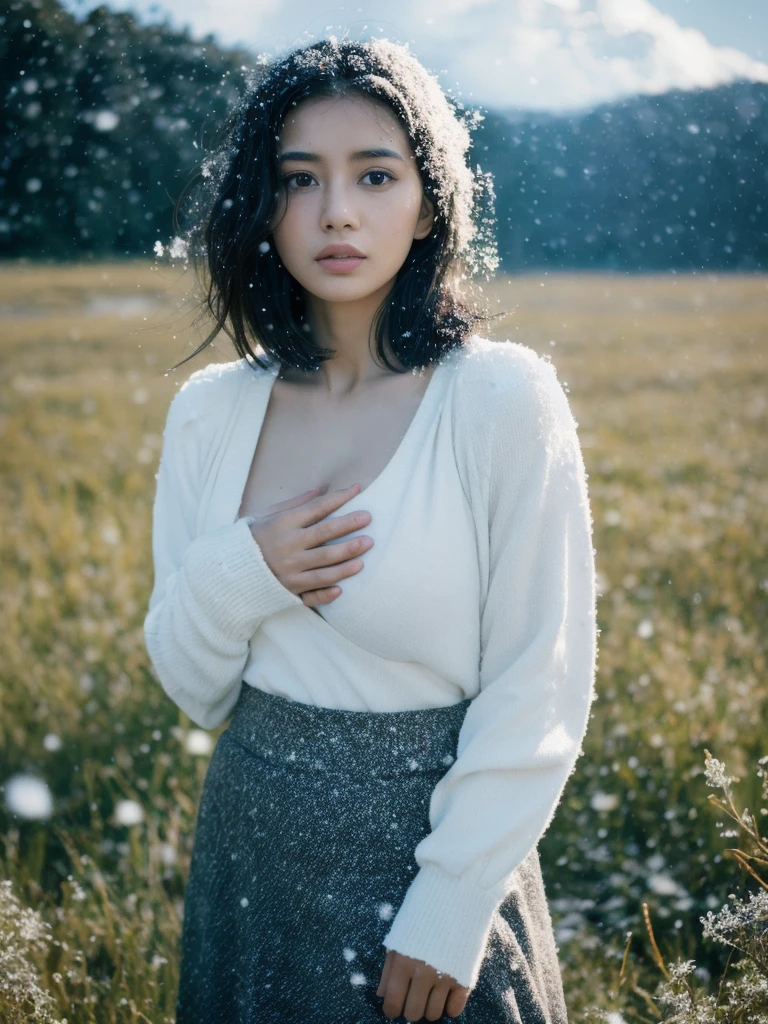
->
[[143, 334, 598, 991]]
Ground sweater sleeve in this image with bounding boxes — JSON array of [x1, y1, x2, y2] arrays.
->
[[381, 357, 598, 990], [143, 383, 304, 730]]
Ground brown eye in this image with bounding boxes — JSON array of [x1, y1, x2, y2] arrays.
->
[[282, 172, 315, 190], [362, 170, 395, 186]]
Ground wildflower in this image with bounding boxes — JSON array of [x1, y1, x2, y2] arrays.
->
[[667, 959, 697, 982], [703, 754, 735, 791], [0, 880, 63, 1023], [700, 889, 768, 945]]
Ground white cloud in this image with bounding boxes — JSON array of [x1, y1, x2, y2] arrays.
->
[[69, 0, 768, 111]]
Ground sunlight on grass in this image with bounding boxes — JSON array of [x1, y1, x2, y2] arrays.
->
[[0, 262, 765, 1021]]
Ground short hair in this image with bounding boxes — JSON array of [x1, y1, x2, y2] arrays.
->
[[170, 36, 504, 374]]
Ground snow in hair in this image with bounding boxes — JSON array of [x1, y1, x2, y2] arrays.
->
[[199, 36, 500, 279]]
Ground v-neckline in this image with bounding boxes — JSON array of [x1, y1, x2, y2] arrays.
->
[[232, 352, 452, 524]]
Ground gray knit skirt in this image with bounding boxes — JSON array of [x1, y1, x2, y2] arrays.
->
[[175, 683, 569, 1023]]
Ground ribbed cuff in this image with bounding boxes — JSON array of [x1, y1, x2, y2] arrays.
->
[[181, 517, 303, 642], [381, 862, 507, 991]]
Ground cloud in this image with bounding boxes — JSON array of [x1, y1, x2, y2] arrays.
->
[[76, 0, 768, 111]]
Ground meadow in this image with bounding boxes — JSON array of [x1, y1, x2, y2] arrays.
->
[[0, 260, 766, 1022]]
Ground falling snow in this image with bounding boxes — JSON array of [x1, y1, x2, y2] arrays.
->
[[92, 110, 120, 132], [114, 799, 144, 826], [4, 774, 53, 820], [184, 729, 214, 756]]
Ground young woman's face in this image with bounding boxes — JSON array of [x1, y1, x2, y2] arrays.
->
[[268, 94, 435, 304]]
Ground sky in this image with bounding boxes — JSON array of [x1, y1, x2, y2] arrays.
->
[[61, 0, 768, 113]]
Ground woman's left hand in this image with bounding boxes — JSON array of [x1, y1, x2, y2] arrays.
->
[[376, 949, 471, 1021]]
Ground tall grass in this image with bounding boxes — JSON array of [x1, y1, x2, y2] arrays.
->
[[0, 262, 765, 1021]]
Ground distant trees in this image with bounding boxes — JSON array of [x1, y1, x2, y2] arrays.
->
[[1, 0, 247, 259], [1, 0, 766, 269], [479, 81, 768, 272]]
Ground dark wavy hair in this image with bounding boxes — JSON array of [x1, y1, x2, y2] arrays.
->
[[165, 36, 505, 374]]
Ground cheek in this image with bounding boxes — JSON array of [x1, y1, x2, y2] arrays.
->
[[385, 190, 425, 235], [269, 210, 301, 258], [266, 192, 292, 237]]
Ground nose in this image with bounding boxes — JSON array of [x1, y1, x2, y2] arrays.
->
[[321, 179, 360, 232]]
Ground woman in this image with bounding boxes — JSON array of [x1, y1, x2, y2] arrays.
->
[[144, 36, 598, 1024]]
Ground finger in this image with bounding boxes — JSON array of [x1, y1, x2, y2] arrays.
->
[[380, 956, 410, 1020], [296, 530, 371, 572], [382, 977, 410, 1022], [265, 487, 325, 514], [402, 967, 432, 1023], [425, 977, 454, 1020], [293, 556, 365, 596], [303, 512, 372, 554], [376, 950, 393, 997], [444, 985, 472, 1018], [301, 586, 341, 607], [292, 484, 362, 527]]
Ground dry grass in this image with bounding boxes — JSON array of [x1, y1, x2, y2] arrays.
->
[[0, 261, 766, 1021]]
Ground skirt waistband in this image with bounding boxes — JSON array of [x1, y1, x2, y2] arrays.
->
[[226, 682, 472, 777]]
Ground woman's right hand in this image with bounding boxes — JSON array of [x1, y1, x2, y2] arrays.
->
[[247, 484, 374, 608]]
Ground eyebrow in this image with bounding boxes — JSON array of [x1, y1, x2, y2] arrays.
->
[[278, 147, 406, 164]]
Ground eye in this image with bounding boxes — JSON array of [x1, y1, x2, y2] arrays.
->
[[282, 171, 315, 190], [362, 170, 395, 186], [281, 169, 395, 191]]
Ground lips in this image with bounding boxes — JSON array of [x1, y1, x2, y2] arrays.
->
[[315, 243, 367, 260]]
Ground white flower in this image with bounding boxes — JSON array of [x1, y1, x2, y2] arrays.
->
[[667, 959, 697, 982], [700, 889, 768, 944], [703, 756, 734, 790]]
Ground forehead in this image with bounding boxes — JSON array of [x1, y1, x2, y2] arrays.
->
[[278, 94, 410, 149]]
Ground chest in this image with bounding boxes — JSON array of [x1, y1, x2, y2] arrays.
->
[[197, 360, 485, 675], [236, 369, 436, 519], [252, 401, 483, 678]]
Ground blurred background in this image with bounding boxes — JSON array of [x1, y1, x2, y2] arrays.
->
[[1, 2, 766, 1022]]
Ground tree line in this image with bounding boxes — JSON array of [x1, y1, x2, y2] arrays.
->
[[1, 0, 765, 270]]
